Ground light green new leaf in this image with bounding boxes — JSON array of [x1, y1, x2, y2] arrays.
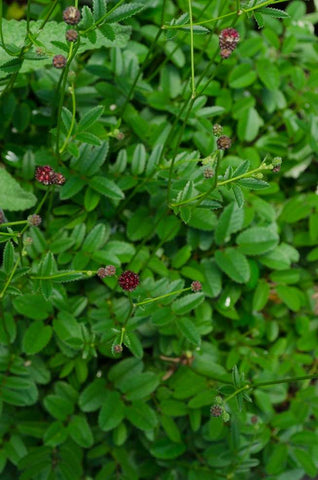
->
[[0, 168, 36, 211]]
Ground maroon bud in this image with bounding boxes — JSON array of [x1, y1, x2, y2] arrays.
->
[[113, 344, 123, 354], [97, 265, 116, 279], [191, 281, 202, 292], [219, 28, 240, 59], [66, 29, 78, 42], [210, 404, 223, 417], [63, 6, 81, 25], [217, 135, 232, 150], [213, 124, 223, 137], [119, 270, 140, 291], [27, 214, 42, 227], [203, 167, 214, 179], [251, 415, 258, 425], [51, 172, 66, 185], [52, 55, 67, 69], [35, 166, 54, 185]]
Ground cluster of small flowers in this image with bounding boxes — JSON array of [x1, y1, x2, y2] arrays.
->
[[97, 265, 116, 278], [27, 214, 42, 227], [219, 28, 240, 59], [210, 396, 230, 422], [35, 166, 65, 186], [52, 7, 81, 68]]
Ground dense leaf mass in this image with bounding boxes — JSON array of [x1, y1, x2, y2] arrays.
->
[[0, 0, 317, 479]]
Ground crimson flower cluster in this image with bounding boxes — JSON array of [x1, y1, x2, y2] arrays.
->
[[119, 271, 140, 292], [219, 28, 240, 59], [35, 166, 65, 186]]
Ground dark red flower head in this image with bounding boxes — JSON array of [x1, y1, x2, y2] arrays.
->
[[191, 281, 202, 292], [219, 28, 240, 58], [119, 270, 139, 291], [35, 166, 54, 185]]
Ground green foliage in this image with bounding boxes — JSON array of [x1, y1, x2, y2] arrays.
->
[[0, 0, 317, 479]]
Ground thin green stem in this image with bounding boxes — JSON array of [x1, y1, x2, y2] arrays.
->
[[55, 41, 80, 155], [253, 374, 318, 388], [30, 270, 94, 280], [224, 374, 318, 404], [20, 188, 52, 236], [163, 0, 287, 29], [170, 162, 268, 208], [236, 0, 241, 12], [0, 232, 20, 237], [226, 384, 250, 403], [188, 0, 196, 98], [59, 83, 76, 154], [0, 220, 27, 228], [0, 255, 20, 298], [135, 287, 191, 307], [0, 0, 59, 97], [26, 0, 31, 35]]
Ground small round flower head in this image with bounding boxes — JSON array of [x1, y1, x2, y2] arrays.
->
[[217, 135, 232, 150], [203, 167, 214, 179], [51, 172, 66, 185], [191, 281, 202, 292], [251, 415, 258, 425], [23, 237, 33, 246], [119, 270, 140, 291], [27, 214, 42, 227], [210, 404, 223, 417], [63, 6, 81, 25], [52, 55, 67, 69], [35, 165, 54, 185], [219, 28, 240, 59], [113, 344, 123, 354], [66, 29, 78, 42], [272, 156, 282, 173], [222, 411, 230, 422], [97, 265, 116, 278], [213, 124, 223, 137]]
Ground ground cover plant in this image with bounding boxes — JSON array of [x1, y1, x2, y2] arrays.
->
[[0, 0, 318, 478]]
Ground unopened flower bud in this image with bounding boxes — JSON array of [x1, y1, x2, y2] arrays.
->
[[203, 167, 214, 179], [210, 404, 223, 417], [27, 214, 42, 227], [52, 55, 67, 69], [63, 6, 81, 25], [217, 135, 232, 150], [213, 124, 223, 137], [113, 344, 123, 354], [222, 412, 230, 422], [272, 156, 282, 173], [66, 29, 78, 42]]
